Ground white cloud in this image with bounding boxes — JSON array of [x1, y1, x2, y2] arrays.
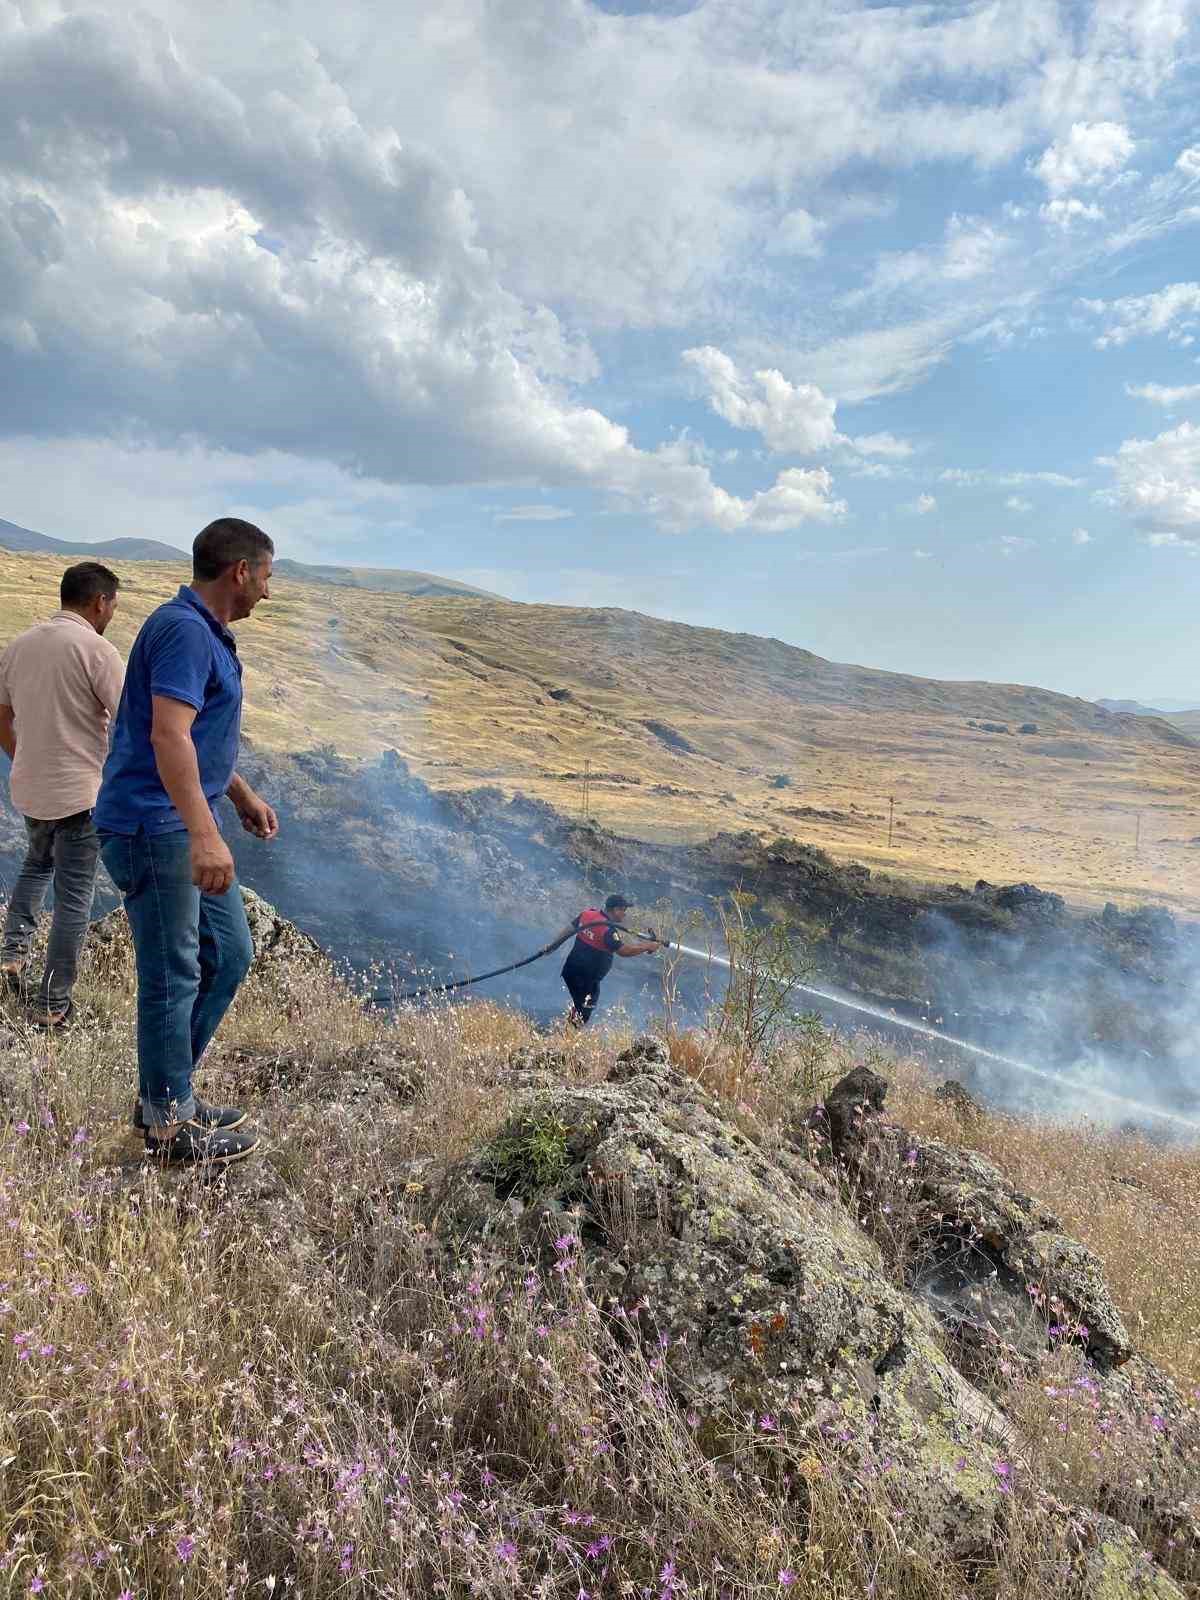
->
[[1039, 197, 1106, 228], [1032, 121, 1134, 195], [913, 547, 934, 560], [940, 468, 1084, 488], [1125, 381, 1200, 407], [1005, 495, 1033, 512], [794, 316, 962, 403], [1099, 421, 1200, 531], [1146, 531, 1200, 552], [1071, 527, 1093, 544], [998, 535, 1035, 556], [0, 5, 860, 536], [908, 493, 938, 515], [1177, 147, 1200, 177], [682, 346, 839, 454], [682, 348, 919, 484], [0, 436, 433, 561], [0, 0, 1193, 544], [847, 432, 914, 460], [1085, 283, 1200, 348], [852, 214, 1012, 300], [495, 504, 574, 522], [766, 209, 825, 259]]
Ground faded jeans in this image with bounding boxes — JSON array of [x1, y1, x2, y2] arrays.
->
[[100, 831, 254, 1129], [1, 810, 101, 1011]]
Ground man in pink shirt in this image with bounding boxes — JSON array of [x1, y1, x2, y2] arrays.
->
[[0, 561, 125, 1025]]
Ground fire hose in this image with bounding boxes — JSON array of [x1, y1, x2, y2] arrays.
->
[[388, 919, 672, 1005]]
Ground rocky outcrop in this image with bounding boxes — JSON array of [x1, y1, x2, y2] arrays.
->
[[404, 1040, 1152, 1580], [799, 1065, 1134, 1370], [88, 885, 325, 974]]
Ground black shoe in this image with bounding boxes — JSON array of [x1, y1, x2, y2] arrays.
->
[[133, 1097, 249, 1133], [31, 997, 74, 1031], [144, 1121, 259, 1167]]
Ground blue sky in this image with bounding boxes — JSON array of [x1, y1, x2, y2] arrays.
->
[[1, 0, 1199, 701]]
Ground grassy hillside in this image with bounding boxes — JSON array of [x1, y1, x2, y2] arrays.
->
[[0, 931, 1198, 1598], [270, 558, 503, 599], [2, 549, 1199, 913]]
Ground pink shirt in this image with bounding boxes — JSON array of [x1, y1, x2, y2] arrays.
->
[[0, 611, 125, 821]]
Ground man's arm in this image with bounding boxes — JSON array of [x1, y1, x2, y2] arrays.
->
[[91, 645, 125, 719], [0, 704, 14, 764], [226, 772, 279, 841], [150, 695, 236, 894], [616, 938, 662, 957]]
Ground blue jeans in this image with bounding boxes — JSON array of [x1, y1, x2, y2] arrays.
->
[[100, 832, 253, 1128], [1, 811, 101, 1010]]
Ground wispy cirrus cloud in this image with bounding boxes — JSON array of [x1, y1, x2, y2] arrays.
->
[[494, 505, 575, 523], [940, 468, 1085, 489], [1083, 283, 1200, 348], [1126, 381, 1200, 407]]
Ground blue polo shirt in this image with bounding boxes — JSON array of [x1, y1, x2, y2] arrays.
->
[[95, 587, 243, 836]]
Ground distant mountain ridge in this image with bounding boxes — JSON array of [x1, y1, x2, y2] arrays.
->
[[0, 517, 503, 602], [0, 517, 184, 563], [1097, 696, 1200, 716]]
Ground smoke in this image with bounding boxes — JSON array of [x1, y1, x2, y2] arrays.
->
[[1, 734, 1197, 1140], [909, 891, 1200, 1132]]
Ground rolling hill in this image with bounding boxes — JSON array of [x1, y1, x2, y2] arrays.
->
[[1, 548, 1198, 913], [0, 517, 502, 601], [0, 517, 185, 563], [1097, 696, 1200, 717]]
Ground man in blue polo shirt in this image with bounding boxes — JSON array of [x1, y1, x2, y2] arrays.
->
[[96, 518, 278, 1166]]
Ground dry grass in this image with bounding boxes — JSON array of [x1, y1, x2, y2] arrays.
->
[[4, 549, 1200, 914], [0, 931, 1198, 1597]]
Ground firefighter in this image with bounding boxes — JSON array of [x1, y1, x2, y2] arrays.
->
[[556, 893, 663, 1027]]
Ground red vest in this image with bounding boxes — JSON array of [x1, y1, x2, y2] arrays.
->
[[575, 908, 612, 952]]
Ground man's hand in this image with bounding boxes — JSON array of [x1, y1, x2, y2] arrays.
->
[[192, 832, 236, 895], [235, 790, 279, 841]]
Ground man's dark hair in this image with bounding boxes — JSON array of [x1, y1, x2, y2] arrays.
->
[[60, 561, 120, 610], [192, 517, 274, 582], [605, 893, 631, 912]]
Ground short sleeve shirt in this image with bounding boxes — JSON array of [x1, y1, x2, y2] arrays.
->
[[94, 587, 243, 836], [0, 612, 124, 820]]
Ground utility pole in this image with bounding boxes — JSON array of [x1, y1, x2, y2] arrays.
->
[[887, 796, 895, 850]]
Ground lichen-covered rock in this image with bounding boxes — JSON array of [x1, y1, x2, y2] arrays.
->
[[422, 1044, 1014, 1559], [224, 1040, 424, 1106], [1092, 1355, 1200, 1583], [239, 887, 325, 968], [806, 1068, 1134, 1369], [88, 887, 324, 975], [934, 1078, 984, 1122], [1070, 1516, 1187, 1599]]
